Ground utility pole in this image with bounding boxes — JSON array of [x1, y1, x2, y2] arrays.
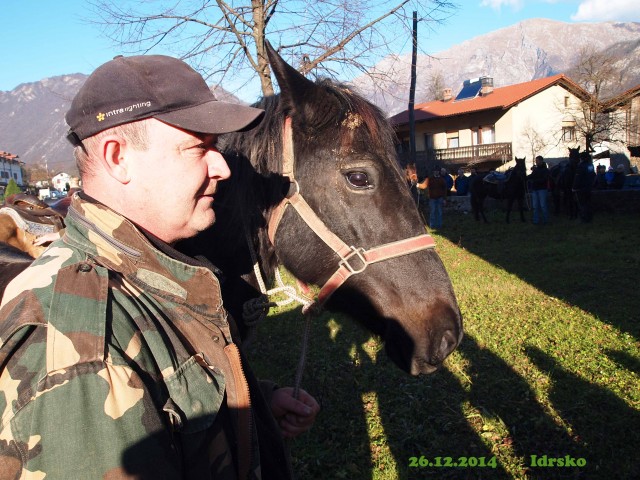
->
[[408, 11, 418, 168]]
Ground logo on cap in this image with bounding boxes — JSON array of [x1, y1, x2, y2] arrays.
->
[[97, 113, 106, 122]]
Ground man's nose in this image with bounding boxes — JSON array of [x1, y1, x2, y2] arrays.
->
[[206, 150, 231, 180]]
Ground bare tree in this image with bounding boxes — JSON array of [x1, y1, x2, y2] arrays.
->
[[90, 0, 456, 98], [565, 45, 628, 153], [520, 122, 549, 162]]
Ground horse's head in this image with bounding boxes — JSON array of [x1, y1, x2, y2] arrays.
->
[[405, 163, 418, 186], [568, 147, 581, 166], [242, 42, 462, 375]]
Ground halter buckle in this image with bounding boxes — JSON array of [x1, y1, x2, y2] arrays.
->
[[339, 247, 368, 274]]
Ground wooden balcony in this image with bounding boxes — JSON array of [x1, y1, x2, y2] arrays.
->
[[398, 142, 512, 174]]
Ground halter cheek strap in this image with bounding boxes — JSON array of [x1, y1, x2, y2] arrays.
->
[[268, 117, 436, 313]]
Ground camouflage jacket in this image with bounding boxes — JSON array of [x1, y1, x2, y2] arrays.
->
[[0, 193, 291, 479]]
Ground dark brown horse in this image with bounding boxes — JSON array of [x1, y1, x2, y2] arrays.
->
[[179, 42, 462, 375], [549, 147, 580, 218], [470, 157, 527, 223]]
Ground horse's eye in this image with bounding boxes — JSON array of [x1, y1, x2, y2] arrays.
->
[[346, 171, 371, 189]]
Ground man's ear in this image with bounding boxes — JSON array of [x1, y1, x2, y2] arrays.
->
[[99, 135, 131, 184]]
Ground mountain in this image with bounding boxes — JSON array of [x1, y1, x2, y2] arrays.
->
[[0, 74, 83, 176], [2, 19, 640, 178], [351, 18, 640, 115]]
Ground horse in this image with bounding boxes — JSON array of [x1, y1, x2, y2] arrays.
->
[[469, 157, 527, 223], [549, 147, 580, 218], [1, 43, 462, 376], [178, 42, 462, 376]]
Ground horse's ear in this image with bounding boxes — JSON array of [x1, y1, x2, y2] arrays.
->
[[265, 40, 340, 127]]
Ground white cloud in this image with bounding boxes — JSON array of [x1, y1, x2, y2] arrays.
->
[[571, 0, 640, 21], [480, 0, 525, 10]]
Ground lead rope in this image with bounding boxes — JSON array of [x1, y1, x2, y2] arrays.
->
[[244, 228, 314, 399]]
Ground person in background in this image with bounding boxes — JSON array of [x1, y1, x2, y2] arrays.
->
[[605, 165, 615, 188], [526, 155, 550, 225], [0, 54, 319, 479], [594, 164, 608, 190], [611, 164, 626, 189], [441, 167, 454, 196], [572, 151, 597, 223], [468, 167, 479, 192], [421, 168, 447, 229], [454, 168, 470, 196]]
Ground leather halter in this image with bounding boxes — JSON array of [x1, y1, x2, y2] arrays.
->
[[267, 117, 436, 312]]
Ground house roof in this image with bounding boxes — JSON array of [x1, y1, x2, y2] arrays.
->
[[603, 83, 640, 110], [0, 151, 20, 162], [389, 74, 589, 127]]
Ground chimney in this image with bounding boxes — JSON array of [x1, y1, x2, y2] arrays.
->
[[442, 87, 453, 102], [480, 76, 494, 96]]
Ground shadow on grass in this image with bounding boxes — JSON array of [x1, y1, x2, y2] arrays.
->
[[248, 304, 624, 479], [436, 209, 640, 342], [525, 345, 640, 478]]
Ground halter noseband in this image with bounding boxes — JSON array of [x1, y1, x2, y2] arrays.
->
[[267, 117, 436, 312]]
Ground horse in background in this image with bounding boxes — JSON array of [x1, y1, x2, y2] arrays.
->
[[470, 157, 527, 223], [404, 163, 428, 222], [549, 147, 580, 219]]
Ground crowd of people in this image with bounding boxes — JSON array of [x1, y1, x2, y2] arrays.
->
[[411, 152, 630, 228]]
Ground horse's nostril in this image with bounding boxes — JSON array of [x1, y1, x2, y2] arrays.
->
[[431, 328, 460, 364], [440, 329, 459, 357]]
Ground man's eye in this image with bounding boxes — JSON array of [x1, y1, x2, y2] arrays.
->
[[346, 171, 372, 189]]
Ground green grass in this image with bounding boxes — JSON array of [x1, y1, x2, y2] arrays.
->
[[246, 208, 640, 479]]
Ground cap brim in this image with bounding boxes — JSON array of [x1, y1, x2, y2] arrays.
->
[[155, 100, 264, 135]]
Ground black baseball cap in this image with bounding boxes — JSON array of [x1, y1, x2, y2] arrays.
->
[[65, 55, 264, 144]]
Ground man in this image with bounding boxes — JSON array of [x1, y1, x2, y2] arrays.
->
[[572, 151, 596, 223], [0, 55, 319, 479], [454, 168, 470, 196], [526, 155, 550, 225], [441, 167, 454, 196], [419, 168, 447, 229]]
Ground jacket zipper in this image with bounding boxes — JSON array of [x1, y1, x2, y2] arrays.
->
[[67, 206, 142, 259]]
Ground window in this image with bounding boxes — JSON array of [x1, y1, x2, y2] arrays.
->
[[562, 126, 575, 141], [1, 171, 8, 179], [424, 133, 434, 149], [446, 131, 459, 148], [564, 96, 570, 108], [473, 125, 495, 145]]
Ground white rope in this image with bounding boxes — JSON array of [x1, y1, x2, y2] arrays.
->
[[251, 261, 312, 308]]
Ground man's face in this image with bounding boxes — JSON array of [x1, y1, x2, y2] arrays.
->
[[125, 119, 231, 244]]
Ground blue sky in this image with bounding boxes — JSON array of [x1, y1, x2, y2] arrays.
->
[[2, 0, 638, 95]]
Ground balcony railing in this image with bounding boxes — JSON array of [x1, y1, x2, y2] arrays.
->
[[398, 142, 513, 173]]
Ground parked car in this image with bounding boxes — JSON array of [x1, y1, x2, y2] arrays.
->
[[623, 174, 640, 190], [48, 190, 67, 199]]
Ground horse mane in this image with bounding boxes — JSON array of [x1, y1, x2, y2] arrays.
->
[[218, 78, 399, 281]]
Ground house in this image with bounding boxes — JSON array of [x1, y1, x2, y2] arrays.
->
[[389, 74, 592, 176], [0, 151, 25, 188], [51, 172, 72, 191], [601, 83, 640, 173]]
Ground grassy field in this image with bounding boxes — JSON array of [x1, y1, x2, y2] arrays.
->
[[246, 207, 640, 479]]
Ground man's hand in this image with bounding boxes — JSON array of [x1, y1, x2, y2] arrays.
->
[[270, 387, 320, 439]]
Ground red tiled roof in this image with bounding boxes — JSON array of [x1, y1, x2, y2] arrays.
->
[[389, 74, 589, 126], [0, 151, 19, 161]]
